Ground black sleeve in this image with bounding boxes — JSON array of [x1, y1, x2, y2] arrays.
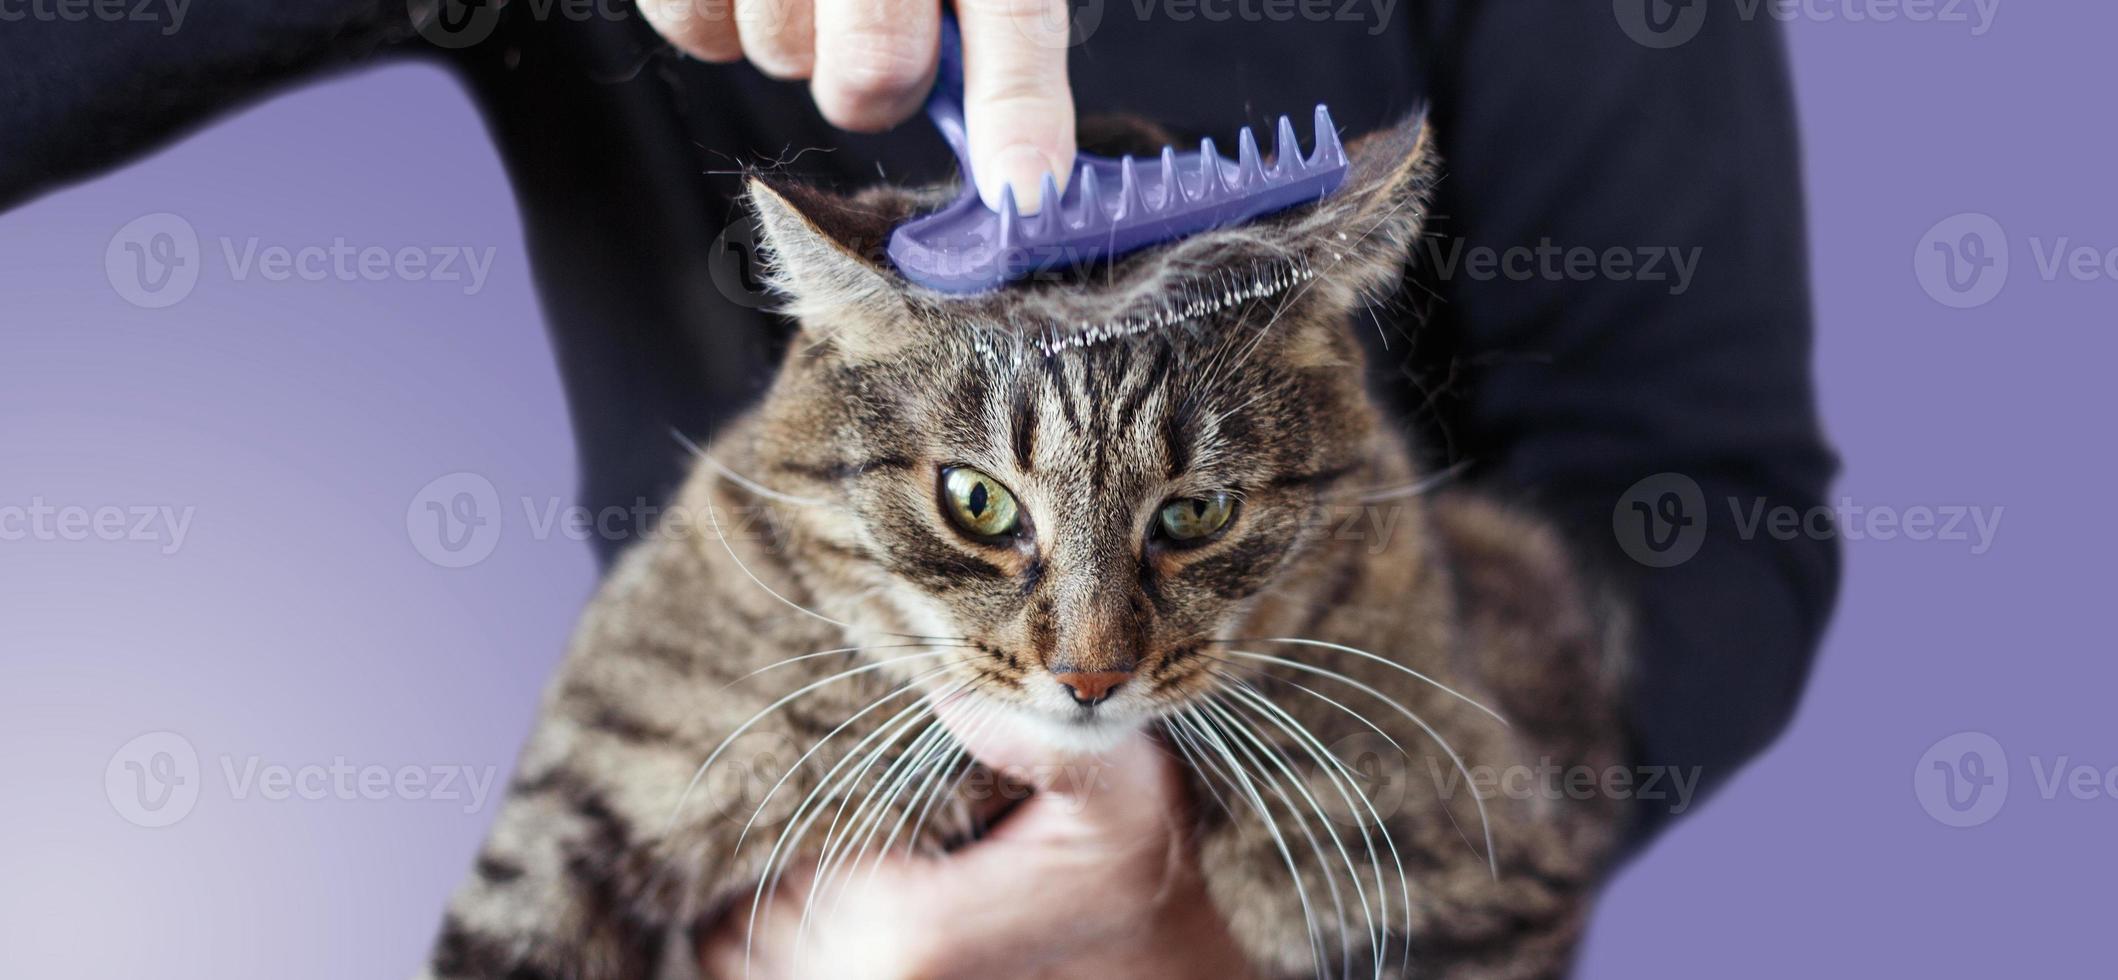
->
[[1396, 3, 1840, 843], [0, 0, 418, 211]]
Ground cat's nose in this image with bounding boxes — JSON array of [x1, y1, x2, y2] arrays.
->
[[1052, 671, 1130, 707]]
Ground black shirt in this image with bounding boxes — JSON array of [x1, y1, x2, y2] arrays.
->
[[0, 0, 1840, 843]]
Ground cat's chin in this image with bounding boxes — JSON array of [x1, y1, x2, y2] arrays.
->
[[1007, 705, 1151, 754]]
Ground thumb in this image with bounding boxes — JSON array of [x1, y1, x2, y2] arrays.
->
[[955, 0, 1078, 213]]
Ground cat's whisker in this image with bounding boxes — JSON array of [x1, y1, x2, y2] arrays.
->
[[1216, 637, 1509, 728], [1214, 664, 1406, 756], [1328, 459, 1473, 504], [1224, 649, 1499, 879], [796, 688, 980, 937], [1218, 675, 1411, 977], [754, 683, 959, 973], [672, 428, 836, 510], [1196, 694, 1363, 980], [720, 643, 959, 690], [827, 709, 958, 891], [669, 650, 962, 833], [807, 715, 952, 934], [892, 708, 983, 865], [731, 665, 960, 867], [846, 711, 965, 889], [1173, 705, 1332, 980], [744, 689, 940, 974], [1160, 716, 1240, 824], [797, 705, 941, 906], [917, 699, 1011, 856], [700, 500, 969, 646], [1204, 656, 1475, 870], [1220, 663, 1458, 874], [898, 695, 1005, 863], [703, 497, 862, 633]]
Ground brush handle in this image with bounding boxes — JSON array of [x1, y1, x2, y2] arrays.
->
[[925, 12, 975, 183]]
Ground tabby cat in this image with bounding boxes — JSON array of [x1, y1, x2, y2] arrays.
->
[[423, 114, 1628, 979]]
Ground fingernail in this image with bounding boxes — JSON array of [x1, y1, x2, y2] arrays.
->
[[982, 143, 1061, 215]]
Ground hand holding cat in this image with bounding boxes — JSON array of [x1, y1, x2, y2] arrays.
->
[[636, 0, 1077, 214], [698, 700, 1257, 979]]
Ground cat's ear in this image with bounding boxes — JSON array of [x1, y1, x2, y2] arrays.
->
[[744, 177, 920, 358], [1209, 113, 1435, 369], [1286, 112, 1438, 307]]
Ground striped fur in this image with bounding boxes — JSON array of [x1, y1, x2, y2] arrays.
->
[[423, 115, 1628, 979]]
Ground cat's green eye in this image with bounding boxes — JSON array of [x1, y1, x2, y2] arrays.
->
[[1156, 493, 1236, 543], [940, 467, 1022, 540]]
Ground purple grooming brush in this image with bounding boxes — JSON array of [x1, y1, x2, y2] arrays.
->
[[887, 16, 1350, 295]]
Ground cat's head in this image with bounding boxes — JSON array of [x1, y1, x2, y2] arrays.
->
[[739, 115, 1435, 744]]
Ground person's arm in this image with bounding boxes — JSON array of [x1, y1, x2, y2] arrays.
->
[[1402, 2, 1840, 843], [0, 0, 422, 211], [2, 0, 1080, 218]]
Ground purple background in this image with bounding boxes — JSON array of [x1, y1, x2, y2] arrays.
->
[[3, 5, 2110, 976]]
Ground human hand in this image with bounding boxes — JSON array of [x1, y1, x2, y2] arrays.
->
[[698, 700, 1257, 979], [636, 0, 1077, 213]]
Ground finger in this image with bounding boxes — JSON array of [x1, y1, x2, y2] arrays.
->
[[810, 0, 940, 132], [697, 867, 806, 979], [736, 0, 816, 79], [955, 0, 1076, 213], [639, 0, 744, 62]]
